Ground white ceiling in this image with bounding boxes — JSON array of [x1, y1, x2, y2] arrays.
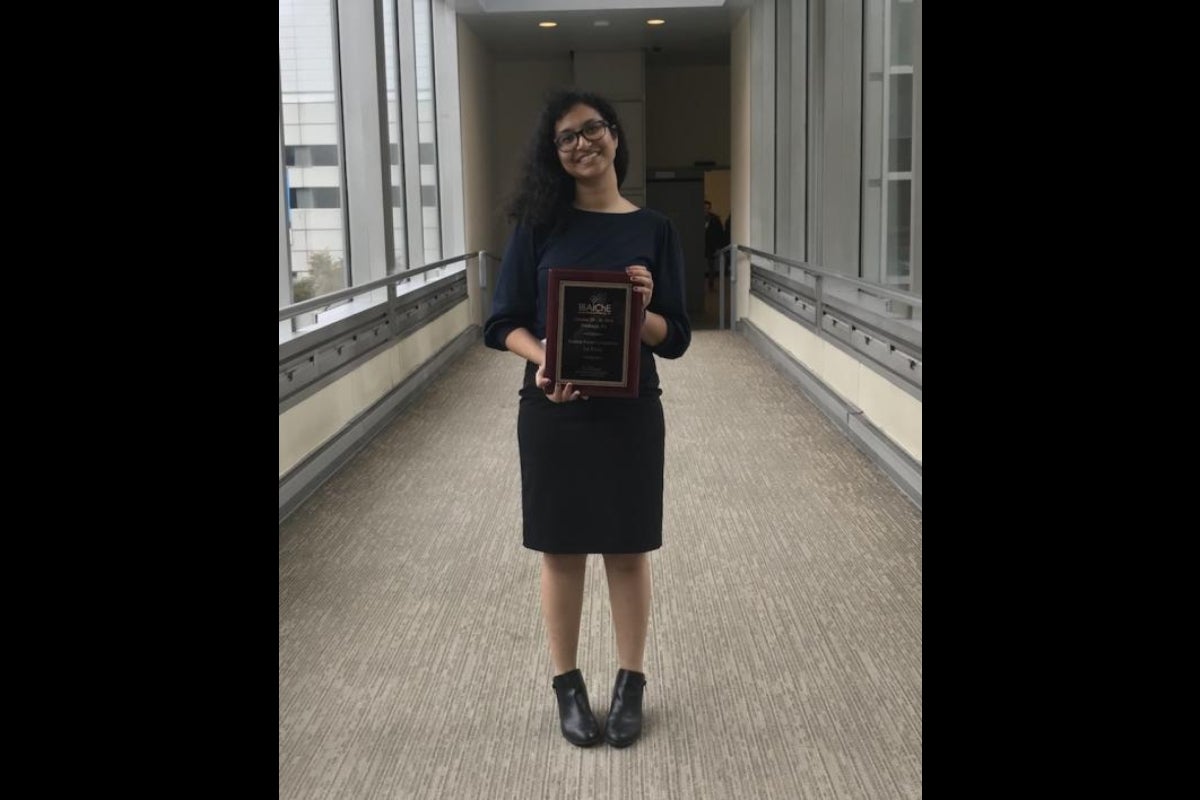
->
[[453, 1, 749, 65]]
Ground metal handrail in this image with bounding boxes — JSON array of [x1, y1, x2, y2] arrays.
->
[[476, 250, 502, 290], [716, 242, 920, 335], [279, 252, 479, 322], [735, 244, 921, 307]]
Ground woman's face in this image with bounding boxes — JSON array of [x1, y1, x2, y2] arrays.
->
[[553, 103, 617, 182]]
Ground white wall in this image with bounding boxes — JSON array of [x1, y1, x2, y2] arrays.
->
[[574, 51, 646, 209], [279, 301, 472, 477], [489, 58, 573, 252], [748, 296, 921, 463], [457, 21, 492, 325], [457, 22, 491, 256], [645, 64, 731, 169]]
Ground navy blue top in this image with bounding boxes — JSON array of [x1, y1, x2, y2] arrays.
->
[[484, 207, 692, 393]]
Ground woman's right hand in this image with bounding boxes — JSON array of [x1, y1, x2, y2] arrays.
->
[[536, 361, 583, 403]]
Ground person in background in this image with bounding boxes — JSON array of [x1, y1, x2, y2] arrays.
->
[[704, 200, 725, 289]]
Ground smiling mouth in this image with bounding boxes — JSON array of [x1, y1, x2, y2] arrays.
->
[[576, 151, 600, 163]]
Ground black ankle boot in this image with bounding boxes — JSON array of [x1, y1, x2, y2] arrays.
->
[[604, 669, 647, 748], [551, 669, 602, 747]]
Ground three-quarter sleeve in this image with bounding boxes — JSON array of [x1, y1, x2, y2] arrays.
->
[[648, 219, 692, 359], [483, 223, 537, 351]]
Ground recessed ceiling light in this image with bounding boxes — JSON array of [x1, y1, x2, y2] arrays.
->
[[647, 19, 666, 26], [538, 21, 557, 28], [593, 20, 610, 27]]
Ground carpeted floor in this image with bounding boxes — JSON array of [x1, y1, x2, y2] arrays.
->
[[279, 330, 921, 799]]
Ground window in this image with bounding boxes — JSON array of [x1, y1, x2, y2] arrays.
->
[[862, 0, 919, 295], [413, 0, 441, 265], [279, 0, 462, 329], [285, 145, 340, 167], [383, 0, 408, 273], [289, 187, 342, 208], [279, 0, 348, 302]]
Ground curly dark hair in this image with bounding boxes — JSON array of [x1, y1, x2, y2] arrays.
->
[[506, 89, 629, 233]]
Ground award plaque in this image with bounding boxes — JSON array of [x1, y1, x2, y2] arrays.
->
[[543, 268, 644, 398]]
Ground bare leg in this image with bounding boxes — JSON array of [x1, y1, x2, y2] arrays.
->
[[602, 553, 652, 672], [541, 553, 588, 674]]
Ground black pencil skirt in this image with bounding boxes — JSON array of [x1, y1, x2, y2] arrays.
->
[[516, 362, 665, 554]]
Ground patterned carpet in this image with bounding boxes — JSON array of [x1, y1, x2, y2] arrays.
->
[[279, 330, 922, 799]]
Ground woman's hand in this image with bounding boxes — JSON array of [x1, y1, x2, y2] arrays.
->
[[626, 265, 653, 311], [536, 362, 583, 402], [536, 339, 586, 402]]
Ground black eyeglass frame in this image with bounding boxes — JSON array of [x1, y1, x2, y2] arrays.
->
[[552, 119, 615, 151]]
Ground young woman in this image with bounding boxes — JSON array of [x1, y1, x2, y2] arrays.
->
[[484, 89, 691, 748]]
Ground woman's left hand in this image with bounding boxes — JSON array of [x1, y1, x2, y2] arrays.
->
[[626, 266, 653, 313]]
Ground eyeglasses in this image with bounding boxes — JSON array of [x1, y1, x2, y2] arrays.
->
[[553, 119, 614, 151]]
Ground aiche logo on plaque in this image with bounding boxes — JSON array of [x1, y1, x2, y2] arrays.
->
[[578, 292, 612, 315]]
